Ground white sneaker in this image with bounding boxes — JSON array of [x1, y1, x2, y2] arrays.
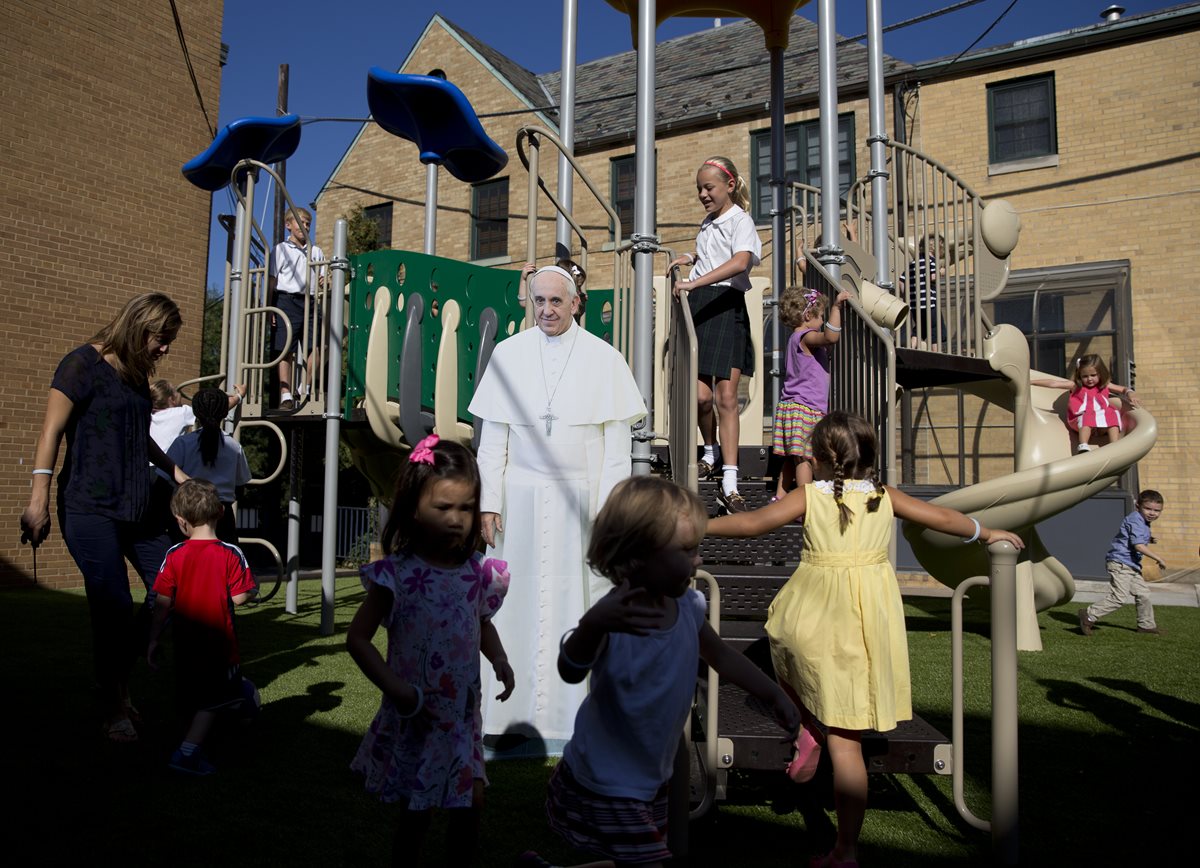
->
[[1077, 443, 1093, 453]]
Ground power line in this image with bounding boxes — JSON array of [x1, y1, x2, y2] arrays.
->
[[295, 1, 996, 127], [169, 0, 216, 140], [939, 0, 1023, 78]]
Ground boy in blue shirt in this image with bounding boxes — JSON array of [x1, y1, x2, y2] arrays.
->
[[1079, 490, 1166, 636]]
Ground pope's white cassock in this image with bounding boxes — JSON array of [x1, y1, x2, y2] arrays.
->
[[469, 318, 645, 747]]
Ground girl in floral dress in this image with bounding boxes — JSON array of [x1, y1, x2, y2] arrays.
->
[[347, 435, 514, 865]]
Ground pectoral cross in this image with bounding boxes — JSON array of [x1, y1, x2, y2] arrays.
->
[[540, 405, 558, 436]]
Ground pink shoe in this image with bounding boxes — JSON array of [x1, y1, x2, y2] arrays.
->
[[786, 726, 821, 783]]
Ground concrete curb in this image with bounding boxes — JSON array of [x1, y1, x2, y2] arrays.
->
[[898, 576, 1200, 608]]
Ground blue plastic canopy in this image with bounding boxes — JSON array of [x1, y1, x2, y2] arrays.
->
[[181, 114, 302, 192], [366, 68, 507, 183]]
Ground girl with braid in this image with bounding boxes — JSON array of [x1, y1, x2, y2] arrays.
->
[[708, 412, 1021, 868], [167, 388, 251, 546]]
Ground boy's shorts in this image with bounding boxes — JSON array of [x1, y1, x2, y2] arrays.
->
[[271, 293, 322, 356]]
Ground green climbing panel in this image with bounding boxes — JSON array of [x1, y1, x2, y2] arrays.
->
[[344, 250, 525, 421]]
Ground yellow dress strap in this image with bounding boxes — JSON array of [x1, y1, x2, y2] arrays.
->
[[800, 550, 889, 567]]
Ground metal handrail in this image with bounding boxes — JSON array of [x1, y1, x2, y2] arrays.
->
[[690, 569, 721, 820], [804, 250, 899, 484], [228, 159, 333, 416], [846, 141, 1007, 359], [950, 540, 1021, 863], [666, 264, 699, 490], [515, 125, 624, 331]]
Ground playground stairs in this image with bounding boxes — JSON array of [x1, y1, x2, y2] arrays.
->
[[695, 480, 950, 779]]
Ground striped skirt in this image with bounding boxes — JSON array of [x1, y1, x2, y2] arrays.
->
[[772, 400, 823, 457], [545, 761, 671, 864]]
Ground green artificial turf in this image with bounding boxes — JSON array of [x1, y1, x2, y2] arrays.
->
[[3, 578, 1195, 865]]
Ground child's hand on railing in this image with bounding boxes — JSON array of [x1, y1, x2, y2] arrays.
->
[[834, 290, 852, 307]]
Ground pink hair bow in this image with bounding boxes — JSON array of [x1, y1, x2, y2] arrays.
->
[[409, 434, 440, 465]]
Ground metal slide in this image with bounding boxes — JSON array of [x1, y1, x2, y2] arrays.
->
[[902, 323, 1157, 649]]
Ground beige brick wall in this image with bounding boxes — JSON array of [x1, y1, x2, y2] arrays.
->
[[909, 32, 1200, 567], [318, 19, 1200, 568], [0, 0, 224, 588]]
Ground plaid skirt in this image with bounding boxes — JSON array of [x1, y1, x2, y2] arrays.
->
[[688, 284, 755, 379], [772, 401, 823, 457], [545, 761, 671, 864]]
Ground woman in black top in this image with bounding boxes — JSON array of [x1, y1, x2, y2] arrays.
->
[[21, 293, 186, 743]]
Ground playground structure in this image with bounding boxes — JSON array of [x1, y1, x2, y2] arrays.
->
[[189, 1, 1158, 863]]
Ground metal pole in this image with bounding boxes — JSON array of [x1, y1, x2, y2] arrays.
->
[[423, 163, 438, 256], [225, 170, 255, 395], [816, 0, 841, 282], [630, 0, 656, 478], [555, 0, 578, 262], [319, 219, 348, 635], [274, 64, 289, 248], [285, 428, 301, 615], [865, 0, 890, 287], [989, 539, 1020, 865], [768, 46, 785, 414]]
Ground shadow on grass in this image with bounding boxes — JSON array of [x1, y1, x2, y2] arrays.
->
[[5, 585, 1196, 865]]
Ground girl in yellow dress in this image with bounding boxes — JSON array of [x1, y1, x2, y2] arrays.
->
[[707, 412, 1022, 868]]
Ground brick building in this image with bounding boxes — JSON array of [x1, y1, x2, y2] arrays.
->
[[316, 6, 1200, 570], [0, 0, 224, 587]]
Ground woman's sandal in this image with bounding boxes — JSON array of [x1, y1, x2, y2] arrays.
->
[[786, 726, 821, 783], [103, 718, 139, 744]]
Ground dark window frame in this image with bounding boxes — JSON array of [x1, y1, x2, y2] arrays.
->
[[750, 114, 856, 225], [987, 73, 1058, 165], [609, 154, 638, 243], [363, 202, 393, 248], [470, 177, 509, 261]]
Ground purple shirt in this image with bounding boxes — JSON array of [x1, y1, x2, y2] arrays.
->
[[780, 328, 831, 412]]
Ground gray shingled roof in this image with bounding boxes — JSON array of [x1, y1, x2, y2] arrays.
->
[[538, 15, 912, 148], [438, 16, 551, 111]]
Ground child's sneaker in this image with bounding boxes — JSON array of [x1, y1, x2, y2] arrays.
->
[[168, 747, 216, 776], [1076, 443, 1093, 453]]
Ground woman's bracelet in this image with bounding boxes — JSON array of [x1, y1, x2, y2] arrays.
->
[[824, 322, 843, 333], [962, 517, 981, 544], [560, 628, 602, 670], [31, 468, 53, 476], [397, 684, 424, 719]]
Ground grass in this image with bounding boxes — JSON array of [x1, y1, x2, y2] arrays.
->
[[4, 578, 1196, 866]]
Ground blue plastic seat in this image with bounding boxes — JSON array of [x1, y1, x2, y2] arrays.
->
[[181, 115, 302, 192], [366, 68, 507, 183]]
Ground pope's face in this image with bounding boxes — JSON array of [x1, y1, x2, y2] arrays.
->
[[532, 274, 579, 337]]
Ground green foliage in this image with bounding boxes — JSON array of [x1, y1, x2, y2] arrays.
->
[[200, 284, 224, 378], [345, 204, 381, 256]]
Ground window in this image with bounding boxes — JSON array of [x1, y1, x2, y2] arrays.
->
[[471, 177, 509, 260], [363, 202, 392, 247], [989, 262, 1129, 381], [987, 74, 1057, 165], [750, 114, 855, 224], [610, 155, 636, 242]]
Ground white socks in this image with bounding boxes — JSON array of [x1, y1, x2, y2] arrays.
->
[[722, 465, 738, 495], [703, 445, 717, 465]]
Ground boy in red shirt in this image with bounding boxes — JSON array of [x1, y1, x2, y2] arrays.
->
[[148, 479, 258, 774]]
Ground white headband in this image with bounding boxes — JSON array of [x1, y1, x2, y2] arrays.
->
[[531, 265, 578, 298]]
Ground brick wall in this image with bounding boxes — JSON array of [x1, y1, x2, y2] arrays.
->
[[0, 0, 223, 588]]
